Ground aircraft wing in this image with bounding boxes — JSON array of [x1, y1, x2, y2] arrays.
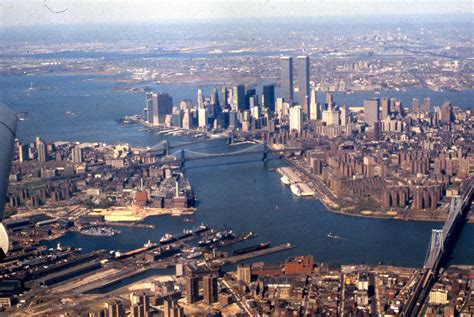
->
[[0, 104, 18, 259]]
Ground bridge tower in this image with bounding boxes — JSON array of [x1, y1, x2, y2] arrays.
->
[[164, 140, 170, 156], [227, 131, 234, 145], [180, 149, 185, 169], [424, 229, 444, 269], [262, 139, 268, 162]]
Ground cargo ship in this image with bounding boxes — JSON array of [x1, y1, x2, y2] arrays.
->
[[159, 233, 176, 244], [233, 242, 270, 256], [81, 227, 119, 237]]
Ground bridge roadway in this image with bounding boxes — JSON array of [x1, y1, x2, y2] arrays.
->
[[401, 178, 473, 316]]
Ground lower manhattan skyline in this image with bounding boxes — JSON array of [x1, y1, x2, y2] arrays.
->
[[0, 1, 473, 316]]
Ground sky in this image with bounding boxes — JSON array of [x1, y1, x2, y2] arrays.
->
[[1, 0, 472, 27]]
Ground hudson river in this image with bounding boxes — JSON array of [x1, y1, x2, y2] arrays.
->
[[1, 73, 473, 267]]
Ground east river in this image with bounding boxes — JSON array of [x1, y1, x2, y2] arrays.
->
[[1, 73, 473, 267]]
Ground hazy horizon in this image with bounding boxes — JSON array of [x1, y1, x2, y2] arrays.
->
[[1, 0, 472, 27]]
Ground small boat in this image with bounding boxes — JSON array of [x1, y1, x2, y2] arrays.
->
[[327, 232, 341, 239], [183, 218, 194, 223]]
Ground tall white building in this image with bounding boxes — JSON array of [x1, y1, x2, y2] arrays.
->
[[322, 105, 340, 126], [198, 108, 208, 128], [309, 87, 318, 120], [340, 105, 350, 126], [289, 105, 303, 133]]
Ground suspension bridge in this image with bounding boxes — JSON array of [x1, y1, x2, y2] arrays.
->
[[402, 178, 473, 316], [148, 138, 304, 168]]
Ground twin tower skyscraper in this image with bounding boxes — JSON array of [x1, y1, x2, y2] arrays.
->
[[280, 55, 310, 115]]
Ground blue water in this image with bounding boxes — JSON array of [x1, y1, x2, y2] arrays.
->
[[2, 73, 473, 267]]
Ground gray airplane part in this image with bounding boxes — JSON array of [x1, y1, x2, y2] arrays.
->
[[0, 104, 17, 259]]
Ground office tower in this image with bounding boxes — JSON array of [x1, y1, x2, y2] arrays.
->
[[198, 108, 208, 128], [106, 300, 126, 317], [210, 87, 219, 107], [289, 105, 303, 133], [439, 101, 453, 124], [322, 105, 340, 126], [245, 88, 256, 110], [182, 109, 192, 129], [232, 84, 246, 112], [152, 93, 173, 126], [363, 98, 380, 127], [389, 97, 396, 114], [72, 145, 82, 164], [237, 264, 252, 283], [185, 275, 199, 304], [145, 92, 153, 123], [381, 97, 390, 119], [340, 105, 350, 126], [262, 84, 275, 112], [297, 55, 310, 115], [220, 84, 228, 110], [394, 99, 404, 116], [280, 56, 293, 103], [412, 98, 420, 113], [309, 87, 318, 120], [17, 143, 29, 162], [197, 88, 204, 108], [203, 275, 218, 305], [423, 97, 431, 112], [325, 92, 333, 106]]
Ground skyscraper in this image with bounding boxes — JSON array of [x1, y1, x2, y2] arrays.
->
[[280, 56, 293, 103], [412, 98, 420, 113], [309, 87, 319, 120], [245, 88, 256, 110], [197, 88, 204, 108], [198, 108, 208, 128], [220, 84, 229, 110], [232, 84, 246, 112], [381, 97, 390, 119], [151, 93, 173, 126], [289, 105, 303, 133], [297, 55, 310, 115], [17, 143, 29, 162], [185, 275, 199, 304], [262, 84, 275, 112], [203, 275, 218, 304], [364, 98, 380, 127], [145, 92, 153, 123], [423, 97, 431, 112]]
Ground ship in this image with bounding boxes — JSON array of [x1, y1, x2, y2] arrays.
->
[[187, 252, 202, 259], [81, 227, 119, 237], [159, 233, 176, 244], [327, 233, 342, 239], [193, 223, 209, 235], [233, 242, 270, 256]]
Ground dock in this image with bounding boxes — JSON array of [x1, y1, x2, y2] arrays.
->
[[220, 243, 295, 264]]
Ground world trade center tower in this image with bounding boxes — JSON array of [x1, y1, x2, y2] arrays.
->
[[297, 55, 310, 115], [280, 56, 293, 103]]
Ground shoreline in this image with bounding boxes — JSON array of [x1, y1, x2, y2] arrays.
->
[[275, 157, 473, 224]]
